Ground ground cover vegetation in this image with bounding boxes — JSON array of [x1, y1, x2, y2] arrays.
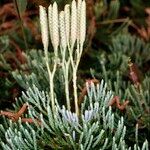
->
[[0, 0, 150, 149]]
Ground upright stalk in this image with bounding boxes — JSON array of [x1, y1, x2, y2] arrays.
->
[[44, 49, 55, 113], [68, 45, 79, 115], [64, 62, 71, 110], [49, 76, 55, 113], [72, 68, 79, 115], [13, 0, 28, 50]]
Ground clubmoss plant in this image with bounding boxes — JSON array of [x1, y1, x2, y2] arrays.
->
[[0, 0, 149, 149], [40, 0, 86, 115]]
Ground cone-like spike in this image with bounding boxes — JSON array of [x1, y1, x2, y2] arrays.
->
[[39, 5, 49, 50]]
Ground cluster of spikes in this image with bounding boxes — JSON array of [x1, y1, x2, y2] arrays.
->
[[39, 0, 86, 51], [39, 0, 86, 115]]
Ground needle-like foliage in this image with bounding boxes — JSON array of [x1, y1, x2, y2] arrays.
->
[[0, 0, 149, 150]]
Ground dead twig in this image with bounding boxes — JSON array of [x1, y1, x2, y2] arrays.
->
[[0, 103, 41, 125], [108, 96, 129, 111], [128, 59, 141, 89]]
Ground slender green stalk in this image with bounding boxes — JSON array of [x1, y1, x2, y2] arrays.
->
[[13, 0, 28, 50]]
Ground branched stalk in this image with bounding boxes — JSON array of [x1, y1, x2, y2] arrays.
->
[[39, 5, 56, 112], [68, 45, 79, 115], [44, 49, 55, 113]]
